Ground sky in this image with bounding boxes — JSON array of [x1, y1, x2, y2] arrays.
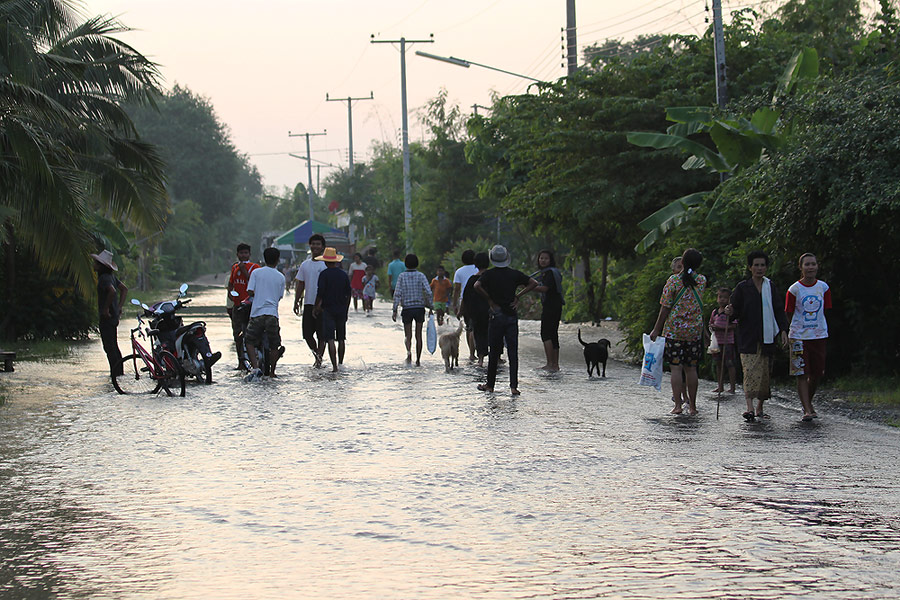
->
[[80, 0, 778, 190]]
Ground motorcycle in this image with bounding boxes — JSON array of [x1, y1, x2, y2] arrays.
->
[[230, 290, 271, 376], [145, 283, 221, 384]]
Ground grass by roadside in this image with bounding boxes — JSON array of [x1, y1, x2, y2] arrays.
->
[[828, 375, 900, 407]]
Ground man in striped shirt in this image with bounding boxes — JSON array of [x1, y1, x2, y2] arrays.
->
[[392, 253, 433, 365]]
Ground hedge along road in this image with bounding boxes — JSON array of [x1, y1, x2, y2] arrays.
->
[[1, 286, 899, 599]]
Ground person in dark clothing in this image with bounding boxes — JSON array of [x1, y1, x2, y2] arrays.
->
[[314, 247, 352, 372], [474, 245, 539, 395], [92, 250, 127, 378], [533, 249, 564, 372], [459, 252, 491, 367], [726, 250, 788, 421]]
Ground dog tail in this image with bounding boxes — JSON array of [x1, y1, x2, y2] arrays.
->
[[456, 320, 464, 337], [578, 328, 587, 347]]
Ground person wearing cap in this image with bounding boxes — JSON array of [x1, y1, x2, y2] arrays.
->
[[244, 247, 287, 382], [474, 245, 539, 395], [314, 247, 352, 372], [92, 249, 127, 378], [392, 253, 433, 365]]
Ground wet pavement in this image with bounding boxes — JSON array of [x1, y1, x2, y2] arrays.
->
[[1, 286, 899, 599]]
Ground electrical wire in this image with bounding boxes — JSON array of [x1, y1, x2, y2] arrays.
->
[[435, 0, 506, 34]]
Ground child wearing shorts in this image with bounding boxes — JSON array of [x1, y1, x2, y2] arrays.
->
[[785, 252, 831, 421], [361, 265, 378, 315]]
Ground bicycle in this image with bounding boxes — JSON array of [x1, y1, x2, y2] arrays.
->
[[112, 299, 186, 397]]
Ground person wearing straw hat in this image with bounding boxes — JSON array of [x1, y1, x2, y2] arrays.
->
[[91, 249, 127, 378], [314, 247, 351, 372], [474, 245, 539, 395]]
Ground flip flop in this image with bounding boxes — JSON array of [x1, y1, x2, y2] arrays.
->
[[742, 411, 756, 422], [801, 414, 814, 422]]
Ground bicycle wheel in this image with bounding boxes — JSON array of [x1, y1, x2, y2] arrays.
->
[[113, 353, 162, 395], [159, 350, 186, 397]]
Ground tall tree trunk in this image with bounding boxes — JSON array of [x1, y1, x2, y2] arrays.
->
[[3, 222, 15, 340], [581, 251, 597, 322], [596, 252, 609, 318]]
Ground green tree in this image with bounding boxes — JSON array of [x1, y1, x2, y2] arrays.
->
[[1, 0, 169, 338]]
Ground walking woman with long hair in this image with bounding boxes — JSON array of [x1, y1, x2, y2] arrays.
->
[[650, 248, 707, 415]]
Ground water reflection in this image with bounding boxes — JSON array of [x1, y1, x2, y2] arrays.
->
[[1, 288, 898, 599]]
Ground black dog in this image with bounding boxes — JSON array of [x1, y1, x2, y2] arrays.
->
[[578, 329, 611, 377]]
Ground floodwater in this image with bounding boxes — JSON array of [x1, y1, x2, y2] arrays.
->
[[1, 287, 899, 599]]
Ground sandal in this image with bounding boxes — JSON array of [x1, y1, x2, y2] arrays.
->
[[742, 411, 756, 422]]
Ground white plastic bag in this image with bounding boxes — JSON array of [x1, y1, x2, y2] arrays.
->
[[426, 313, 437, 354], [708, 330, 720, 354], [638, 333, 666, 391]]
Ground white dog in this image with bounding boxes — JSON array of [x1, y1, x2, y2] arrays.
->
[[438, 320, 464, 372]]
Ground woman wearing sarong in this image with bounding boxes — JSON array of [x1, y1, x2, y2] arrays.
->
[[727, 250, 788, 422]]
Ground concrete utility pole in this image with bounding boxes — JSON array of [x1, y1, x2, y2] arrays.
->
[[371, 34, 434, 252], [326, 92, 374, 176], [712, 0, 728, 108], [566, 0, 577, 75], [472, 103, 491, 116], [288, 130, 327, 222]]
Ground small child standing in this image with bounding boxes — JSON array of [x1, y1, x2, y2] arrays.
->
[[709, 287, 737, 394], [361, 265, 379, 315], [430, 265, 453, 326]]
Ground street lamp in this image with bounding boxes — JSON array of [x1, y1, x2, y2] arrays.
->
[[415, 50, 543, 82]]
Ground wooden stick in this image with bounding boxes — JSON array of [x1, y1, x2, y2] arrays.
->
[[716, 315, 730, 420]]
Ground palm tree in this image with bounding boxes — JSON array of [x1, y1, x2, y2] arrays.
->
[[1, 0, 170, 337]]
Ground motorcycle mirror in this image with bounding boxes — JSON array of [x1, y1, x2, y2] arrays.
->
[[230, 290, 239, 297], [179, 283, 188, 296], [142, 303, 151, 311], [130, 299, 142, 306]]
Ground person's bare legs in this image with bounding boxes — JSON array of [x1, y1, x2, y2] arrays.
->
[[684, 365, 699, 414], [414, 320, 424, 366], [466, 329, 476, 361], [540, 339, 553, 370], [338, 340, 345, 366], [403, 321, 413, 363], [798, 376, 817, 417], [327, 339, 338, 372], [670, 365, 684, 414]]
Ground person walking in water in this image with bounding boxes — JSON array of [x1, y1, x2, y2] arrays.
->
[[533, 249, 564, 372], [92, 250, 127, 378], [430, 265, 452, 326], [244, 247, 287, 382], [315, 247, 352, 372], [293, 234, 327, 367], [650, 248, 707, 416], [392, 253, 433, 366], [474, 245, 539, 395], [453, 249, 479, 362], [785, 252, 831, 421], [227, 243, 259, 370], [387, 249, 405, 298], [726, 250, 788, 422], [348, 252, 367, 312]]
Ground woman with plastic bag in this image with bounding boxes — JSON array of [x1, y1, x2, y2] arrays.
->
[[648, 248, 707, 415]]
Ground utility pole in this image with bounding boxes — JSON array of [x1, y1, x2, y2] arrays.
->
[[566, 0, 577, 75], [472, 103, 491, 116], [371, 34, 434, 252], [712, 0, 728, 108], [326, 92, 374, 176], [288, 130, 327, 222]]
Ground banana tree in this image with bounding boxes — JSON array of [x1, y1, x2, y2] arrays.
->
[[626, 48, 819, 252]]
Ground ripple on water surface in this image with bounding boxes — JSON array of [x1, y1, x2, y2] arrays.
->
[[1, 289, 899, 599]]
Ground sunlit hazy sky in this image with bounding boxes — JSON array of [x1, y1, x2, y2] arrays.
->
[[81, 0, 776, 190]]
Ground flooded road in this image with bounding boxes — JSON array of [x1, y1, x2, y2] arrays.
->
[[2, 287, 899, 599]]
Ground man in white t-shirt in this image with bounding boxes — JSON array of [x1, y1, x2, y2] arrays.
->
[[293, 233, 328, 367], [452, 249, 480, 362], [245, 247, 287, 381]]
